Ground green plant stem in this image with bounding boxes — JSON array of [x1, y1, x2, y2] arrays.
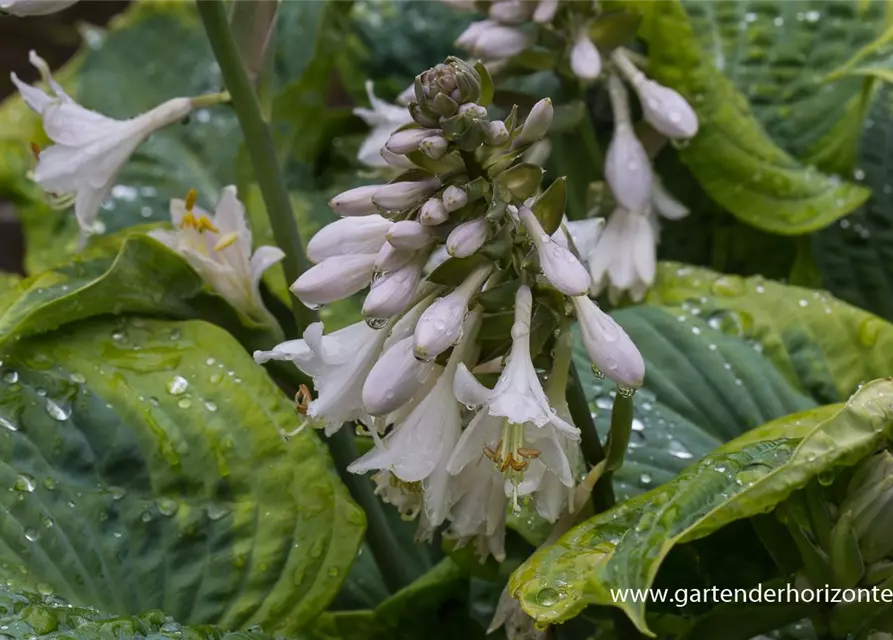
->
[[199, 0, 411, 594], [567, 364, 614, 512], [196, 0, 314, 333], [605, 393, 634, 472], [326, 427, 417, 593]]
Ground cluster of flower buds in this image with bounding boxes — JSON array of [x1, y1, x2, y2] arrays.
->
[[448, 1, 701, 303], [255, 57, 645, 561]]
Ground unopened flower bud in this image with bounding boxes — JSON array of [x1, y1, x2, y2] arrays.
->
[[307, 215, 391, 263], [465, 23, 529, 60], [290, 254, 376, 308], [489, 0, 532, 24], [605, 125, 652, 212], [414, 264, 492, 360], [420, 135, 449, 159], [374, 241, 415, 272], [636, 80, 699, 139], [386, 127, 441, 154], [571, 295, 645, 388], [363, 258, 424, 319], [420, 197, 449, 225], [387, 220, 433, 250], [458, 102, 488, 119], [514, 98, 553, 146], [419, 57, 481, 108], [442, 185, 468, 212], [373, 178, 440, 212], [519, 206, 591, 296], [533, 0, 558, 23], [329, 184, 382, 216], [447, 217, 489, 258], [362, 336, 438, 416], [570, 30, 602, 81], [484, 120, 509, 146]]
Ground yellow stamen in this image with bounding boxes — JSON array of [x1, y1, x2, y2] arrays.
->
[[30, 142, 41, 162], [179, 212, 198, 230], [295, 384, 313, 415], [517, 447, 541, 459], [184, 188, 197, 213], [213, 231, 239, 252]]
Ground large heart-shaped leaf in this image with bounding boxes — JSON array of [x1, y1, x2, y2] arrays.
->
[[0, 317, 363, 634], [509, 379, 893, 633], [646, 262, 893, 403], [614, 0, 870, 234], [577, 306, 815, 498]]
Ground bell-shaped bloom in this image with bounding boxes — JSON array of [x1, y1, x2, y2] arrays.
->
[[290, 254, 376, 308], [571, 295, 645, 389], [373, 178, 440, 211], [1, 0, 78, 15], [651, 177, 690, 221], [533, 0, 558, 22], [587, 207, 656, 303], [306, 214, 391, 263], [386, 127, 441, 155], [372, 471, 422, 520], [149, 187, 283, 331], [253, 320, 390, 435], [420, 197, 449, 226], [570, 30, 602, 80], [605, 75, 652, 212], [353, 81, 414, 168], [445, 457, 508, 562], [362, 336, 440, 416], [362, 256, 424, 319], [489, 0, 532, 24], [442, 185, 468, 212], [514, 98, 553, 146], [413, 263, 491, 360], [12, 51, 195, 233], [349, 311, 480, 482], [387, 220, 433, 250], [518, 206, 591, 296], [446, 217, 489, 258], [636, 80, 699, 140], [329, 184, 383, 216]]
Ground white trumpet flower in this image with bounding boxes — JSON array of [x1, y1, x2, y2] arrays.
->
[[518, 206, 591, 296], [354, 81, 414, 168], [349, 311, 481, 482], [362, 256, 424, 319], [558, 216, 604, 258], [570, 29, 602, 80], [149, 187, 283, 331], [605, 74, 652, 213], [306, 215, 391, 263], [362, 336, 440, 417], [1, 0, 78, 15], [446, 457, 508, 562], [571, 294, 645, 389], [12, 51, 196, 234], [588, 207, 656, 303], [290, 254, 377, 308], [446, 217, 489, 258], [253, 320, 390, 435], [413, 263, 492, 360]]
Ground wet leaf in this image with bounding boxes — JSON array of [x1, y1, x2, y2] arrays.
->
[[509, 379, 893, 633], [0, 317, 363, 633]]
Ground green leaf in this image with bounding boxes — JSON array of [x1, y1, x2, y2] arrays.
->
[[813, 85, 893, 323], [619, 0, 870, 234], [494, 163, 544, 202], [0, 317, 363, 633], [646, 262, 893, 403], [0, 234, 278, 352], [508, 379, 893, 633], [427, 255, 489, 287], [474, 62, 494, 109], [0, 272, 20, 295], [577, 305, 814, 498], [531, 177, 566, 235], [0, 584, 276, 640]]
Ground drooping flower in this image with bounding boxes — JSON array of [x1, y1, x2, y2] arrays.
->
[[290, 254, 377, 308], [12, 51, 196, 234], [587, 207, 656, 303], [362, 256, 425, 320], [306, 215, 391, 263], [604, 74, 652, 213], [353, 81, 414, 168], [362, 336, 440, 417], [149, 187, 283, 332], [445, 456, 508, 562], [456, 20, 529, 61], [518, 206, 591, 296], [572, 294, 645, 389], [253, 319, 391, 435], [570, 28, 602, 80], [1, 0, 78, 15]]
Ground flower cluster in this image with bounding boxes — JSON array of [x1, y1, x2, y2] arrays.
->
[[449, 1, 700, 302], [255, 58, 644, 561]]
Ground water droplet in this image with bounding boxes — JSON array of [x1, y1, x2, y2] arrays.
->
[[70, 372, 86, 383], [798, 299, 808, 308], [735, 462, 772, 486], [45, 399, 71, 422], [535, 587, 561, 606], [0, 416, 17, 432], [177, 398, 192, 409], [631, 418, 644, 432], [817, 470, 835, 487], [112, 331, 125, 341], [204, 401, 218, 412], [35, 388, 47, 397], [365, 316, 388, 330], [42, 477, 56, 491], [595, 396, 612, 410], [710, 275, 745, 297], [169, 330, 181, 341], [668, 440, 693, 460], [166, 376, 189, 396], [714, 464, 727, 473], [205, 358, 216, 366], [860, 318, 881, 347], [209, 373, 223, 384], [24, 528, 38, 542], [206, 504, 231, 521], [140, 511, 153, 523], [639, 473, 652, 485], [327, 567, 339, 577], [591, 365, 606, 379], [616, 385, 636, 398], [14, 475, 35, 492], [157, 499, 179, 516], [109, 486, 127, 500], [2, 370, 18, 384]]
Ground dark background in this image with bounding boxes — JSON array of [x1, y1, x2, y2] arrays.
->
[[0, 1, 128, 275]]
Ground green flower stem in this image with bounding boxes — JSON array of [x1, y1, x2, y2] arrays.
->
[[326, 427, 417, 593], [196, 0, 314, 334], [605, 393, 634, 472], [199, 0, 412, 593], [567, 364, 614, 512]]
